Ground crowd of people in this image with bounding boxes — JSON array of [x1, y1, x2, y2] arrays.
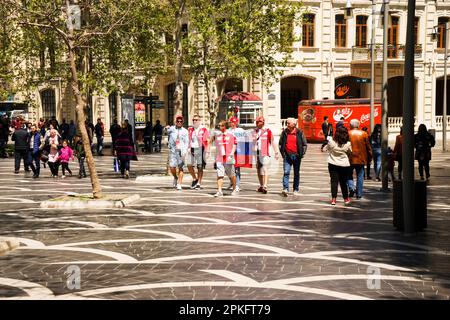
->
[[0, 112, 437, 204], [164, 114, 436, 204], [321, 116, 435, 204]]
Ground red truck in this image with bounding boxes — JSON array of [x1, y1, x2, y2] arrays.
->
[[297, 98, 382, 142]]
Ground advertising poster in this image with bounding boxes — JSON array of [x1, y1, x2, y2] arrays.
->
[[121, 97, 135, 141], [134, 101, 146, 129]]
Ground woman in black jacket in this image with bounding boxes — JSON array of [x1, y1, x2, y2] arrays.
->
[[414, 124, 435, 180]]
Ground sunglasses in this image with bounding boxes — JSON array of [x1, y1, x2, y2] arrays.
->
[[176, 120, 183, 123]]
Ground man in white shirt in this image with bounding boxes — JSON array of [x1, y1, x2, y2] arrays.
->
[[165, 115, 189, 190], [228, 117, 247, 192], [187, 115, 209, 189]]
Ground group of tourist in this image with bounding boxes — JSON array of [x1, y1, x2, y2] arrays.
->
[[322, 117, 435, 205], [5, 112, 436, 204], [165, 114, 306, 198]]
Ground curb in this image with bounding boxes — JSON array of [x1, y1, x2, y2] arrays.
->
[[40, 194, 141, 209], [0, 239, 20, 256]]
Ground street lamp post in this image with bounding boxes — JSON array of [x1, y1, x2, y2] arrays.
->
[[402, 0, 416, 233], [443, 22, 449, 152], [370, 0, 376, 131], [381, 0, 389, 191]]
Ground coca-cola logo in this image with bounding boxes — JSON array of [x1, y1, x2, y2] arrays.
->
[[360, 107, 380, 124], [333, 107, 353, 121]]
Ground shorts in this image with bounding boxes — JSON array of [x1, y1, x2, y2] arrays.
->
[[169, 150, 185, 169], [216, 163, 235, 178], [186, 147, 205, 169], [256, 154, 271, 175]]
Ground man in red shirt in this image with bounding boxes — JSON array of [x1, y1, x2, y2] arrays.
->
[[278, 117, 308, 196], [209, 120, 237, 197]]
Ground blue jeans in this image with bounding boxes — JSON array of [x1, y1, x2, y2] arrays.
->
[[28, 150, 40, 176], [96, 136, 104, 155], [347, 164, 365, 198], [283, 154, 301, 191], [372, 147, 381, 178], [119, 159, 130, 175], [235, 167, 241, 187]]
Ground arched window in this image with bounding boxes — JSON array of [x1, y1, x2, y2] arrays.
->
[[40, 88, 56, 119]]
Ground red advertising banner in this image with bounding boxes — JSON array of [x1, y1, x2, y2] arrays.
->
[[298, 99, 382, 142], [134, 101, 146, 129]]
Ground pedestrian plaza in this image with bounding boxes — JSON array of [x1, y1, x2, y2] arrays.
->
[[0, 145, 449, 300]]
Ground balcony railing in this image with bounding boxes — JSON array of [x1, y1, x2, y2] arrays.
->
[[435, 116, 450, 129], [352, 44, 423, 61], [388, 117, 418, 132]]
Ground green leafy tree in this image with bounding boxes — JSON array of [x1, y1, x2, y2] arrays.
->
[[185, 0, 301, 127], [4, 0, 166, 198]]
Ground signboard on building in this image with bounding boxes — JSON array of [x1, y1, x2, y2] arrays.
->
[[152, 100, 165, 109], [134, 100, 146, 129], [356, 78, 371, 83]]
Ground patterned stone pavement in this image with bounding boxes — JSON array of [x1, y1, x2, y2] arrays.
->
[[0, 144, 449, 300]]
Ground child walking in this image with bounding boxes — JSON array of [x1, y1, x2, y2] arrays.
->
[[75, 135, 87, 178], [47, 144, 60, 178], [59, 140, 74, 178]]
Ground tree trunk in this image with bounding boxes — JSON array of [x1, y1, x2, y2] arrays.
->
[[173, 0, 186, 123], [208, 78, 227, 128], [66, 1, 103, 199]]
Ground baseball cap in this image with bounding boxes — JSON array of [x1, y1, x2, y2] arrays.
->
[[175, 115, 184, 122], [229, 117, 238, 124], [256, 116, 265, 123]]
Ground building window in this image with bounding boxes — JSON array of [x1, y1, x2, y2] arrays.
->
[[40, 89, 56, 119], [388, 16, 399, 58], [335, 14, 346, 47], [438, 17, 449, 49], [414, 17, 419, 45], [302, 14, 315, 47], [355, 15, 368, 48], [109, 92, 117, 124], [181, 23, 188, 38]]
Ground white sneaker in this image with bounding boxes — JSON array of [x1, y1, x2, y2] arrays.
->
[[61, 175, 66, 179], [214, 191, 223, 197], [231, 189, 239, 196], [293, 191, 300, 196], [235, 186, 241, 192], [173, 177, 178, 188], [177, 184, 182, 190], [282, 189, 289, 197]]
